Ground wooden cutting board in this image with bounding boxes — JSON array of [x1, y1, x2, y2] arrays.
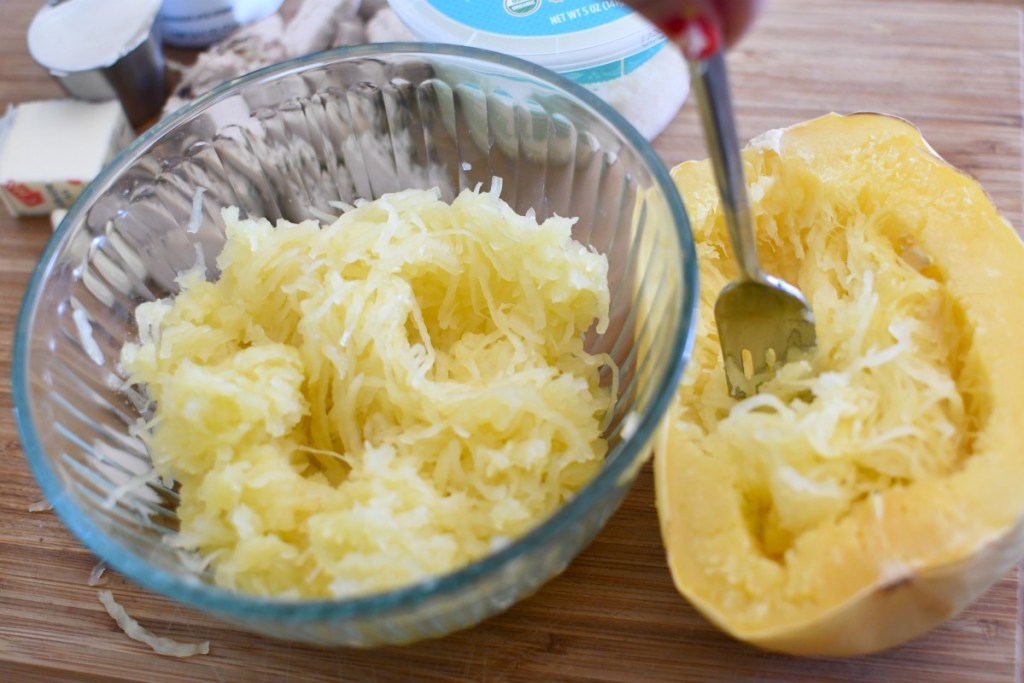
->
[[1, 0, 1021, 681]]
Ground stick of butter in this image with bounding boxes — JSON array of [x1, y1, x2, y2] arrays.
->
[[0, 100, 133, 217]]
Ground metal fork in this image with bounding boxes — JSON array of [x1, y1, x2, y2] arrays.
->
[[690, 53, 817, 398]]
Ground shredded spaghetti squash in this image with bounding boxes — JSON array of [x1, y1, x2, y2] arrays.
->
[[121, 186, 614, 598]]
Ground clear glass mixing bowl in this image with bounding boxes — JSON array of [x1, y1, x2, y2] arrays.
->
[[13, 44, 698, 647]]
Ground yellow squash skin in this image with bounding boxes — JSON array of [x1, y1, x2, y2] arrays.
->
[[655, 113, 1024, 656]]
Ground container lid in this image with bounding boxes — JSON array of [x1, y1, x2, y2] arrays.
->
[[28, 0, 162, 73], [389, 0, 666, 74]]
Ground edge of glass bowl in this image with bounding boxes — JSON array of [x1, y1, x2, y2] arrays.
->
[[12, 42, 699, 624]]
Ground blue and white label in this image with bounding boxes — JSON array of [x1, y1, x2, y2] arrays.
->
[[564, 42, 663, 85], [427, 0, 634, 37]]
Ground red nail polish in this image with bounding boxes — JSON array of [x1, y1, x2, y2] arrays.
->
[[657, 15, 688, 40], [657, 15, 721, 61]]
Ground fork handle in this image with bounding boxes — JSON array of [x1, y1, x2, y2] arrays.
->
[[690, 53, 762, 282]]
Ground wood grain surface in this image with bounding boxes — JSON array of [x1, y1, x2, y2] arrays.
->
[[1, 0, 1022, 681]]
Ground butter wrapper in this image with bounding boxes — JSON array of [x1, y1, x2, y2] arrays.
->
[[0, 100, 133, 218]]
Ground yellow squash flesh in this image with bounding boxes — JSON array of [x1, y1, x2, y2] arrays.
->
[[655, 113, 1024, 656], [121, 188, 615, 599]]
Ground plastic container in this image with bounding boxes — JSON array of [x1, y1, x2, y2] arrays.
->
[[158, 0, 285, 48], [388, 0, 688, 140]]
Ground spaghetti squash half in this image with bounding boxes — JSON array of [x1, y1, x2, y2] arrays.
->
[[656, 113, 1024, 655]]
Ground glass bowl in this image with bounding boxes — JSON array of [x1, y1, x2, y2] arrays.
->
[[13, 44, 698, 647]]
